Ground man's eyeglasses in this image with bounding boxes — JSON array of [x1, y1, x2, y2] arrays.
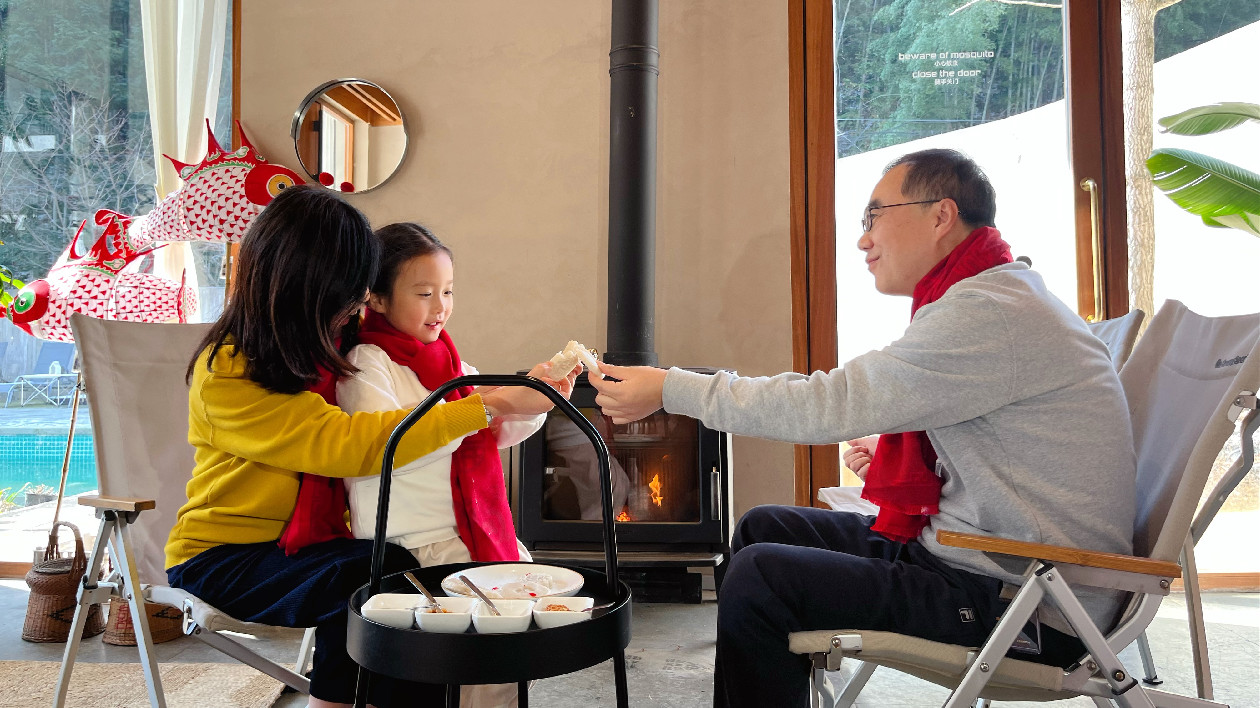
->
[[861, 199, 944, 232]]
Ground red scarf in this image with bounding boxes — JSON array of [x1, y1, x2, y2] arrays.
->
[[277, 366, 354, 556], [354, 309, 519, 561], [860, 226, 1013, 543]]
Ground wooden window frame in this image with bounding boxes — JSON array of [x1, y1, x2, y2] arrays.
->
[[788, 0, 1129, 506]]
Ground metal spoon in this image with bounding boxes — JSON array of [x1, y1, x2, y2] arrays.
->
[[403, 571, 439, 609], [457, 574, 502, 616], [581, 601, 617, 613]]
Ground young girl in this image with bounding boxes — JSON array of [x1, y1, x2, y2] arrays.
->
[[336, 222, 565, 708], [164, 186, 560, 708], [337, 222, 564, 567]]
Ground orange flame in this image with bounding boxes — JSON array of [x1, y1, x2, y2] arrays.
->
[[649, 474, 663, 507], [616, 509, 631, 522]]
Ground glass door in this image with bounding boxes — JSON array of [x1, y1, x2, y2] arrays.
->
[[832, 0, 1079, 368], [789, 0, 1127, 502], [1137, 5, 1260, 583]]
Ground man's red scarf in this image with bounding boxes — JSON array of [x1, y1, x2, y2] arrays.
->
[[277, 366, 354, 556], [860, 226, 1013, 543], [353, 309, 519, 561]]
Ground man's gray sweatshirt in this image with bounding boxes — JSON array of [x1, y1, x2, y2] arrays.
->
[[662, 262, 1136, 630]]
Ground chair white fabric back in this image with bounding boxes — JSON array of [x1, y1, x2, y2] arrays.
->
[[71, 314, 212, 587], [1087, 308, 1145, 370], [1122, 301, 1260, 562]]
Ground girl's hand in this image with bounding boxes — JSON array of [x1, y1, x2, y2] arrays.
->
[[842, 435, 879, 481]]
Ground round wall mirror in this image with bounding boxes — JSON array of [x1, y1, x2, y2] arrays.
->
[[291, 79, 408, 194]]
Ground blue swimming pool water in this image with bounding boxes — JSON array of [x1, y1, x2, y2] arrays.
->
[[0, 434, 98, 497]]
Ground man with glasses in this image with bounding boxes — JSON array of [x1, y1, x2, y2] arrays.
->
[[590, 148, 1135, 707]]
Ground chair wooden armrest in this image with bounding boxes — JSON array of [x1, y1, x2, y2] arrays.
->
[[936, 530, 1181, 578], [77, 495, 156, 513]]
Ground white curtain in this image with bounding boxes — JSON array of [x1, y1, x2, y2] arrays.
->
[[139, 0, 230, 322]]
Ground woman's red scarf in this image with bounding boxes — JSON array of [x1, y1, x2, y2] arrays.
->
[[860, 226, 1013, 543], [277, 367, 354, 556], [353, 309, 519, 561]]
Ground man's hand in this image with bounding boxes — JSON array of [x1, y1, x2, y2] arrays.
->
[[587, 363, 667, 424], [842, 435, 879, 481]]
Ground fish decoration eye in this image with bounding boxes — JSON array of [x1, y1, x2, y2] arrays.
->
[[267, 173, 297, 196], [9, 280, 50, 323]]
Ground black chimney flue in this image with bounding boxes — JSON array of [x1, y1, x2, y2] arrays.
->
[[605, 0, 659, 367]]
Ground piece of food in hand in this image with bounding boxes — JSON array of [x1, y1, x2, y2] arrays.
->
[[548, 340, 604, 379]]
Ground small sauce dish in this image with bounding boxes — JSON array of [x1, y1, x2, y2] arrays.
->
[[362, 593, 422, 629], [415, 597, 475, 633], [471, 599, 535, 633], [532, 596, 595, 629]]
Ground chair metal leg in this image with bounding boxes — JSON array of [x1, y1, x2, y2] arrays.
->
[[835, 659, 876, 708], [809, 654, 831, 708], [1136, 632, 1162, 685], [114, 516, 168, 708], [1180, 540, 1213, 700], [53, 515, 120, 708], [1038, 567, 1155, 708], [944, 568, 1048, 707], [295, 626, 316, 675]]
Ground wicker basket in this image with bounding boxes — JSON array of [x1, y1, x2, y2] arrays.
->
[[103, 599, 185, 645], [22, 522, 106, 643]]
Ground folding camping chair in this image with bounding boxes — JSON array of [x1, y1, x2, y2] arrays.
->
[[1088, 308, 1145, 371], [54, 314, 315, 708], [790, 299, 1259, 708]]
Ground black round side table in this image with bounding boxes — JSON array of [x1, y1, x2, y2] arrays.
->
[[347, 375, 632, 707]]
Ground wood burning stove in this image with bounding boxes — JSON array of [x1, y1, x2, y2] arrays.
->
[[506, 0, 737, 600], [510, 371, 732, 571]]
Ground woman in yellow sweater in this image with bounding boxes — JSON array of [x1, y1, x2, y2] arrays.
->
[[164, 185, 564, 708]]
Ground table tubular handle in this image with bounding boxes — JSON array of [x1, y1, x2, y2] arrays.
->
[[368, 375, 620, 598]]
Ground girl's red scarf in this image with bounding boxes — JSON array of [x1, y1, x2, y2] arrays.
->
[[353, 309, 519, 561], [277, 367, 354, 556], [860, 226, 1013, 543]]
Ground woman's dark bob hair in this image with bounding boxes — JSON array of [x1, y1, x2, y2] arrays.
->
[[187, 184, 380, 394]]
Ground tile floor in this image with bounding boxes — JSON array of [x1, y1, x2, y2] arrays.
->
[[2, 579, 1255, 707]]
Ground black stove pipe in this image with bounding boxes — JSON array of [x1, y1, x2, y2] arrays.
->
[[604, 0, 659, 367]]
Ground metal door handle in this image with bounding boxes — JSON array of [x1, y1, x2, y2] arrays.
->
[[1080, 178, 1104, 322]]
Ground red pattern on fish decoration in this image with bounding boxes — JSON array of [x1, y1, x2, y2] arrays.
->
[[3, 121, 305, 341]]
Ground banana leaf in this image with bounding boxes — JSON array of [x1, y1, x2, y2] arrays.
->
[[1158, 102, 1260, 136], [1147, 148, 1260, 237]]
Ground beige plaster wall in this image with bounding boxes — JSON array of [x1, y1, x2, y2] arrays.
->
[[240, 1, 795, 517]]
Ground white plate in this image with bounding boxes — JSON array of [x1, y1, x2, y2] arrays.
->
[[441, 564, 583, 599]]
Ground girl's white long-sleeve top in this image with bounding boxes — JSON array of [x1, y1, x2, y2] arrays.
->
[[338, 343, 545, 550]]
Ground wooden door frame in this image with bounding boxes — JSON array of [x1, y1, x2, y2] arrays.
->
[[788, 0, 1129, 506], [788, 0, 839, 508]]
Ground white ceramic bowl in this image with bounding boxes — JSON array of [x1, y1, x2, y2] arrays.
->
[[415, 597, 475, 634], [532, 596, 595, 629], [471, 598, 535, 633], [361, 593, 421, 629]]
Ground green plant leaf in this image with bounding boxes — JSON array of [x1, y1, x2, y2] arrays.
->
[[1147, 148, 1260, 238], [0, 268, 25, 310], [1157, 102, 1260, 136]]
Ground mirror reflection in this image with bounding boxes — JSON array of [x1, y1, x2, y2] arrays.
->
[[291, 79, 407, 193]]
